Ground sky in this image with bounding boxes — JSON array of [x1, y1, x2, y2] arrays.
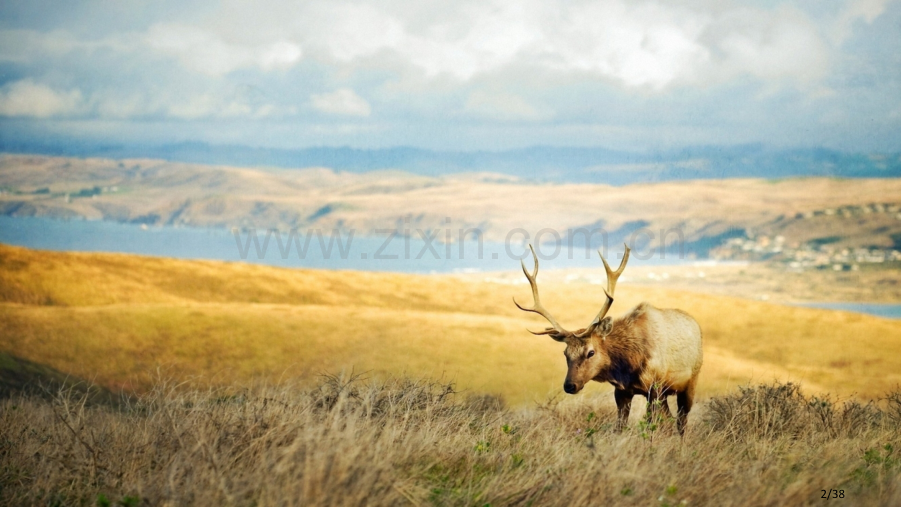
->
[[0, 0, 901, 152]]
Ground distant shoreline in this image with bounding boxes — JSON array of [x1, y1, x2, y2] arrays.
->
[[792, 302, 900, 320], [1, 215, 901, 317]]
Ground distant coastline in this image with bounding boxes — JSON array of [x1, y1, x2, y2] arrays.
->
[[793, 302, 900, 320], [1, 216, 901, 320]]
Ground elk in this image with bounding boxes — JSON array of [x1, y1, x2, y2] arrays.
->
[[514, 244, 703, 435]]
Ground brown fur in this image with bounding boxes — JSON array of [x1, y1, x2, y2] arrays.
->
[[545, 303, 703, 435], [516, 246, 703, 435]]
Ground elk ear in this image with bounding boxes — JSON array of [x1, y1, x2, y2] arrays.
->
[[548, 332, 568, 343], [596, 317, 614, 337]]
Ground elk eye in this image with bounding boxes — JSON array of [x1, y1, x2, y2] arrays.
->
[[587, 350, 595, 358]]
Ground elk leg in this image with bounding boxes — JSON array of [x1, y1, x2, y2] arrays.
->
[[676, 384, 695, 436], [613, 387, 632, 431]]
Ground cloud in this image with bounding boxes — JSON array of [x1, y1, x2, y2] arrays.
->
[[310, 89, 371, 116], [305, 1, 543, 81], [164, 94, 224, 119], [289, 0, 839, 90], [0, 0, 898, 152], [708, 7, 830, 85], [86, 86, 297, 120], [161, 93, 296, 120], [145, 23, 301, 76], [113, 1, 862, 90], [1, 2, 893, 94], [830, 0, 892, 44], [258, 42, 303, 71], [0, 79, 83, 118], [464, 91, 548, 121], [92, 93, 153, 119]]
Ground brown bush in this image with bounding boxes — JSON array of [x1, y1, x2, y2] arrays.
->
[[704, 382, 899, 441]]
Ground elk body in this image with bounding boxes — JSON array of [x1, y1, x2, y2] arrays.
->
[[514, 244, 703, 435]]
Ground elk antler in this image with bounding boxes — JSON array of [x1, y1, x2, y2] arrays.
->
[[513, 244, 570, 337], [574, 244, 630, 338]]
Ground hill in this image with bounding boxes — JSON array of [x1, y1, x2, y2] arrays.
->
[[0, 154, 902, 256], [0, 244, 900, 404], [0, 351, 122, 406]]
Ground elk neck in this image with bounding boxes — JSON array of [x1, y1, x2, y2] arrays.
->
[[596, 305, 652, 391]]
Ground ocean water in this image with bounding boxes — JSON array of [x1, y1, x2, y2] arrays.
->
[[0, 216, 684, 274], [1, 216, 900, 319], [794, 302, 901, 320]]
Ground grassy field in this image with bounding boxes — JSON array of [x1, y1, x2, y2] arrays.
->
[[0, 243, 900, 404], [0, 375, 900, 506]]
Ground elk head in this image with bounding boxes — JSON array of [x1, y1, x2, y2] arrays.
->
[[513, 243, 630, 394]]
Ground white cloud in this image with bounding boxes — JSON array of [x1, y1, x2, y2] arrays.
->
[[145, 23, 301, 76], [829, 0, 892, 44], [164, 94, 222, 119], [258, 41, 302, 71], [841, 0, 891, 24], [0, 79, 83, 117], [310, 89, 371, 116], [92, 93, 154, 119], [287, 0, 840, 90], [305, 1, 544, 81], [710, 7, 830, 85], [0, 0, 897, 154], [464, 90, 548, 121], [161, 94, 296, 120], [2, 2, 892, 95]]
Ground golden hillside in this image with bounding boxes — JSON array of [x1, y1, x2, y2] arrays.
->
[[0, 244, 900, 404]]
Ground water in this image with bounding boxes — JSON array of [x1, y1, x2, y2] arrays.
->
[[1, 216, 900, 319], [0, 216, 685, 274], [794, 302, 901, 320]]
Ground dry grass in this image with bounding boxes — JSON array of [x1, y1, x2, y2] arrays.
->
[[0, 375, 900, 506], [0, 244, 901, 403]]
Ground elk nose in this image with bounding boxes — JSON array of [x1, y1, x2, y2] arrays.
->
[[564, 382, 577, 394]]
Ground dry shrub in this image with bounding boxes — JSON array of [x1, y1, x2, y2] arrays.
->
[[705, 382, 899, 441], [883, 388, 900, 423], [0, 376, 901, 506]]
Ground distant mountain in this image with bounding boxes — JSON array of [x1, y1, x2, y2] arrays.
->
[[0, 139, 900, 185]]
